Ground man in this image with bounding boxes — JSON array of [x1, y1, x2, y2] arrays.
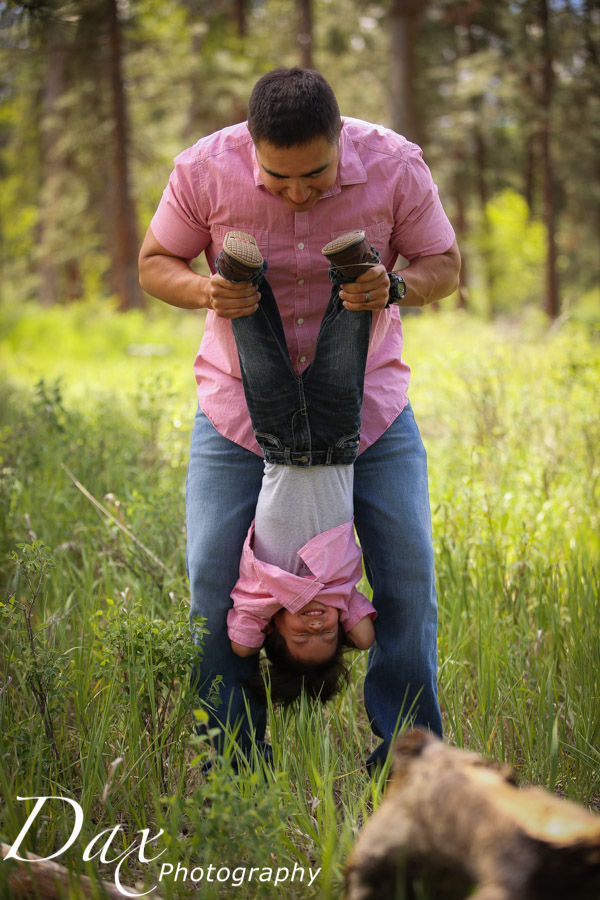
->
[[139, 67, 460, 768]]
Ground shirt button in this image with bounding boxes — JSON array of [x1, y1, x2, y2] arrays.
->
[[299, 355, 307, 363], [297, 317, 304, 325], [297, 279, 304, 285], [297, 242, 304, 250]]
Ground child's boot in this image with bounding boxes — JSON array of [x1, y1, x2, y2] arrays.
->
[[218, 231, 264, 282], [321, 230, 379, 280]]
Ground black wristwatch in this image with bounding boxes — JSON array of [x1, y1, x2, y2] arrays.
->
[[386, 272, 407, 307]]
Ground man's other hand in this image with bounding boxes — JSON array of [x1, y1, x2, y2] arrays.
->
[[339, 264, 390, 311]]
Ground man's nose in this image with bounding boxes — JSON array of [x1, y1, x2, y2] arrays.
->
[[288, 180, 310, 203]]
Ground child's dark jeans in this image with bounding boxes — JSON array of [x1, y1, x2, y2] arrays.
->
[[223, 263, 372, 467]]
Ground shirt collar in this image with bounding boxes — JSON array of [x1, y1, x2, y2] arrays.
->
[[296, 519, 357, 578], [247, 519, 357, 613], [251, 119, 368, 195]]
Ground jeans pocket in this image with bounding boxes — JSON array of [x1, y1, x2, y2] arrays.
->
[[335, 432, 361, 450], [255, 431, 284, 450]]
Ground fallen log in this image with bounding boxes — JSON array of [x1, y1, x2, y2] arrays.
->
[[346, 729, 600, 900], [1, 841, 164, 900]]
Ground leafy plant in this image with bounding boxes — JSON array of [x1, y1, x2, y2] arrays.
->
[[1, 541, 69, 763]]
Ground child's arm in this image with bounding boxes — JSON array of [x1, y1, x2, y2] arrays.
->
[[346, 614, 375, 650], [227, 607, 270, 656], [230, 641, 261, 658]]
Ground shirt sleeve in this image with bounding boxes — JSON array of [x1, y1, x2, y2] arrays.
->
[[150, 145, 212, 259], [391, 143, 455, 261], [339, 588, 377, 632], [226, 607, 270, 650]]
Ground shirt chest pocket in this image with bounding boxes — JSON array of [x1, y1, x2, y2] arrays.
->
[[327, 221, 392, 257]]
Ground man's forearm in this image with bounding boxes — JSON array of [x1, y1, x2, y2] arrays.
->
[[397, 240, 461, 308], [139, 252, 210, 311]]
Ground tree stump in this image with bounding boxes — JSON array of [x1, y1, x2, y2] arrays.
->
[[1, 841, 164, 900], [346, 729, 600, 900]]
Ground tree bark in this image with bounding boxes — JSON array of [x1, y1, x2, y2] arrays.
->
[[38, 17, 69, 306], [388, 0, 424, 143], [346, 730, 600, 900], [1, 841, 165, 900], [234, 0, 247, 38], [539, 0, 559, 318], [452, 156, 469, 310], [297, 0, 313, 69], [106, 0, 144, 310], [583, 0, 600, 291]]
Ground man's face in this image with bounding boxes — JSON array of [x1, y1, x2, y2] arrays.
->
[[255, 136, 340, 212]]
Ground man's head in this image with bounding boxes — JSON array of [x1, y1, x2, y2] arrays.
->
[[248, 67, 341, 211], [248, 67, 341, 148]]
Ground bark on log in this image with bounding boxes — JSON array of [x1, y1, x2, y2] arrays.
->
[[346, 730, 600, 900], [1, 842, 164, 900]]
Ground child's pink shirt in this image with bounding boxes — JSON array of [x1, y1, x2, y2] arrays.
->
[[227, 518, 376, 649], [150, 117, 455, 456]]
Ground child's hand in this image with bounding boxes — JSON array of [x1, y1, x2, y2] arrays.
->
[[231, 640, 260, 658], [346, 615, 375, 650]]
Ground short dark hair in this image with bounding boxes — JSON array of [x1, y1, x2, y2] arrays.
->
[[247, 67, 341, 148], [244, 623, 350, 707]]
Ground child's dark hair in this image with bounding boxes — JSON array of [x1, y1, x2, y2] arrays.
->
[[244, 623, 350, 707]]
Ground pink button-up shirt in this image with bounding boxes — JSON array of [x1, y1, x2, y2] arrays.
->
[[227, 518, 376, 649], [151, 117, 455, 454]]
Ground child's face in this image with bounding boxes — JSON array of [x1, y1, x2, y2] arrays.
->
[[274, 601, 340, 665]]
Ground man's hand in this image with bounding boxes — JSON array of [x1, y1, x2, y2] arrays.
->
[[138, 226, 260, 316], [207, 272, 260, 319], [338, 240, 461, 311], [339, 264, 390, 311]]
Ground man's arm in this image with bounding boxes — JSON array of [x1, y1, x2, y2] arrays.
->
[[339, 238, 461, 311], [138, 226, 261, 319]]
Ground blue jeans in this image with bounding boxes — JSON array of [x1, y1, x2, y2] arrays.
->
[[231, 277, 371, 466], [187, 403, 442, 765]]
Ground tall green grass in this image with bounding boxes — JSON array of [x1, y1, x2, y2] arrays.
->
[[0, 300, 598, 898]]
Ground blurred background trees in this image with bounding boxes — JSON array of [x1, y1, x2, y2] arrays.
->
[[0, 0, 598, 319]]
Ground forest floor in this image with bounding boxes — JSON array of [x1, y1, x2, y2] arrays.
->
[[1, 300, 598, 899]]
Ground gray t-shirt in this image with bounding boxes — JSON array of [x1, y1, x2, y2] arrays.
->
[[253, 463, 354, 576]]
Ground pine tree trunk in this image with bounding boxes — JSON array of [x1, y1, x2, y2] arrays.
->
[[388, 0, 423, 144], [583, 0, 600, 292], [106, 0, 144, 310], [452, 161, 468, 311], [234, 0, 247, 38], [38, 18, 68, 306], [297, 0, 313, 69], [539, 0, 559, 319]]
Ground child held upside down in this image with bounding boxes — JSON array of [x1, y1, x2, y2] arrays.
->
[[218, 229, 380, 705]]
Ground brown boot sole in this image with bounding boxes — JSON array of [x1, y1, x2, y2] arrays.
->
[[222, 231, 264, 268], [321, 230, 366, 258]]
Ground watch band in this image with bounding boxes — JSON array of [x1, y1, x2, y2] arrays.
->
[[386, 272, 406, 307]]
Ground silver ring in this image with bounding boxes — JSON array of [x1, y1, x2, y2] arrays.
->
[[365, 291, 371, 303]]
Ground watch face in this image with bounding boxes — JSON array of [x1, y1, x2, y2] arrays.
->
[[392, 273, 406, 300]]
